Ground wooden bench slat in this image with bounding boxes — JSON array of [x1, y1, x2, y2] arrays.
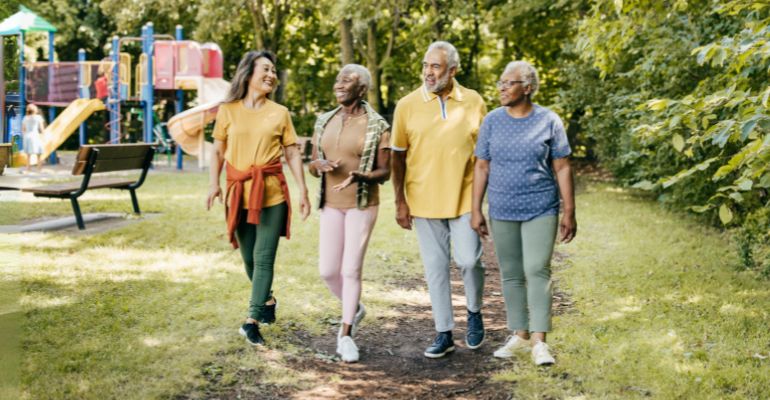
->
[[0, 144, 11, 176], [72, 144, 153, 175], [92, 157, 148, 173], [23, 178, 136, 196]]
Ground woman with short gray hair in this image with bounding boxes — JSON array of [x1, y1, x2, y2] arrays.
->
[[471, 60, 576, 366], [309, 64, 391, 362]]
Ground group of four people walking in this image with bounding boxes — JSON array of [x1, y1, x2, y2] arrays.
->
[[206, 41, 576, 366]]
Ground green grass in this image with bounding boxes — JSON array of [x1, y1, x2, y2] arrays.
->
[[2, 170, 422, 399], [494, 182, 770, 399], [2, 171, 769, 399]]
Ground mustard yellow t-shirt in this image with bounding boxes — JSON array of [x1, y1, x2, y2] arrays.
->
[[213, 100, 297, 208], [390, 82, 486, 218]]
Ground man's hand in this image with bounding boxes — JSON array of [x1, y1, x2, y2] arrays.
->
[[395, 201, 412, 230]]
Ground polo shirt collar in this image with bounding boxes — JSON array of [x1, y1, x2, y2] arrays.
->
[[421, 79, 465, 103]]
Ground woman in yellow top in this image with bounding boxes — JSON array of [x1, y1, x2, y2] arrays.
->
[[206, 51, 311, 346]]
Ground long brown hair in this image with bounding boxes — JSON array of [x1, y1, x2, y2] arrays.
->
[[223, 50, 277, 104]]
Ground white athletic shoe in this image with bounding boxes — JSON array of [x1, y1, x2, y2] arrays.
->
[[532, 341, 555, 365], [337, 335, 359, 363], [493, 335, 531, 358], [351, 303, 366, 337]]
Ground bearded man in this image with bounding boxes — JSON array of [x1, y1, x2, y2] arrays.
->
[[390, 41, 488, 358]]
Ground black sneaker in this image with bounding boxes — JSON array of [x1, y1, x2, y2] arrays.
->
[[424, 331, 455, 358], [466, 309, 485, 349], [239, 322, 265, 346], [258, 296, 277, 325]]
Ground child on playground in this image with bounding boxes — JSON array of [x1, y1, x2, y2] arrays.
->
[[21, 104, 46, 173]]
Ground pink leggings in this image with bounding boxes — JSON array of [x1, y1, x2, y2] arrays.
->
[[319, 206, 378, 325]]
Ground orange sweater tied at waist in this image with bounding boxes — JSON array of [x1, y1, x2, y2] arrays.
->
[[225, 160, 292, 249]]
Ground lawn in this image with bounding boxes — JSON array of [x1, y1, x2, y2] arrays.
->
[[1, 169, 768, 399]]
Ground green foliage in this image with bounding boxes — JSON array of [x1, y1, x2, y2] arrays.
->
[[563, 0, 770, 248]]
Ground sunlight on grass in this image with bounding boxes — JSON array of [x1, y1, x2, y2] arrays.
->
[[5, 173, 770, 399]]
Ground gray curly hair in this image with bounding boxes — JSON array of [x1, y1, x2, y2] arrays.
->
[[503, 61, 539, 97], [339, 64, 372, 92]]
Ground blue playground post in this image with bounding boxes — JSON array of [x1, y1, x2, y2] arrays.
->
[[142, 23, 154, 144], [175, 25, 184, 170], [48, 31, 58, 165], [18, 31, 26, 139], [109, 36, 119, 142], [78, 48, 86, 146]]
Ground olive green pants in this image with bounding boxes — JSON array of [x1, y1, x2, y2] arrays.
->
[[235, 202, 287, 320], [491, 215, 558, 333]]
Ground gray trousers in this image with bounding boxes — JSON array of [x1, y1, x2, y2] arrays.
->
[[414, 213, 484, 332]]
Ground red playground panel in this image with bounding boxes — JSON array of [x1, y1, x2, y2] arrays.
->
[[154, 41, 175, 90], [201, 43, 223, 78], [175, 41, 202, 78]]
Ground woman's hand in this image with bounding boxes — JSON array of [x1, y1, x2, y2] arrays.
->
[[559, 212, 577, 243], [299, 190, 311, 221], [332, 171, 368, 191], [206, 185, 222, 210], [309, 159, 340, 173], [470, 210, 488, 238]]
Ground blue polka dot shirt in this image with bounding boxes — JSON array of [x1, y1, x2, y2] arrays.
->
[[475, 105, 571, 222]]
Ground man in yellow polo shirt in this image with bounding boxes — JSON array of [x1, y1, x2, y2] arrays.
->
[[391, 41, 487, 358]]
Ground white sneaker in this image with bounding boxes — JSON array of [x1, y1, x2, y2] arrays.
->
[[337, 335, 359, 363], [351, 303, 366, 337], [493, 335, 531, 358], [532, 341, 555, 365]]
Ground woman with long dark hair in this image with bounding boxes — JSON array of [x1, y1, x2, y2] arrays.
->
[[207, 50, 311, 346]]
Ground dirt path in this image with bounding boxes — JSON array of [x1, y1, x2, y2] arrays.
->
[[181, 239, 573, 400]]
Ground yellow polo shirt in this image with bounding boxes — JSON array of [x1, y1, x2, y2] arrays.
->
[[391, 81, 486, 218], [213, 100, 297, 208]]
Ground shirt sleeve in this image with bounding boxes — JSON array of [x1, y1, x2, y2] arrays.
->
[[281, 109, 298, 147], [379, 130, 391, 150], [212, 105, 229, 141], [475, 116, 491, 161], [471, 98, 488, 144], [550, 114, 572, 159], [390, 102, 408, 151]]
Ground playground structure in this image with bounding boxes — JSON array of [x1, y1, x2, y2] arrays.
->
[[0, 5, 229, 169]]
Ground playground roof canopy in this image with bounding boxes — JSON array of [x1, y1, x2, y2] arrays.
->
[[0, 5, 57, 36]]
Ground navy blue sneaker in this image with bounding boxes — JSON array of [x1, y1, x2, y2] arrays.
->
[[424, 331, 455, 358], [466, 309, 484, 349], [239, 322, 265, 346], [258, 296, 277, 325]]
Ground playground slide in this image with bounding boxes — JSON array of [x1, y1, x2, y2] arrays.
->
[[40, 98, 106, 160], [167, 78, 230, 157]]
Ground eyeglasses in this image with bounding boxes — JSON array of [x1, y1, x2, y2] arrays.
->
[[496, 80, 525, 89]]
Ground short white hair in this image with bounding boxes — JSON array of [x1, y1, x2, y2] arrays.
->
[[339, 64, 372, 92], [504, 61, 539, 97], [426, 41, 460, 70]]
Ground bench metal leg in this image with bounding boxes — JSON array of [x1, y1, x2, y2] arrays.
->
[[129, 189, 141, 214], [70, 197, 85, 230]]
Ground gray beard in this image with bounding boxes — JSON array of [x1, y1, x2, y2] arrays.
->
[[425, 74, 450, 93]]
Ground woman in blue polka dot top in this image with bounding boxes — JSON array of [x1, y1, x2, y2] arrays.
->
[[470, 60, 576, 366]]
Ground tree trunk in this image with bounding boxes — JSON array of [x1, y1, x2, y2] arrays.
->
[[366, 21, 381, 112], [430, 0, 444, 39], [340, 18, 355, 65]]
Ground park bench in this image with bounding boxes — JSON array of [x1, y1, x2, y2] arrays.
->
[[22, 144, 155, 230], [0, 143, 11, 175]]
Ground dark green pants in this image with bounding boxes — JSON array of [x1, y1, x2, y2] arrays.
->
[[235, 202, 287, 320]]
